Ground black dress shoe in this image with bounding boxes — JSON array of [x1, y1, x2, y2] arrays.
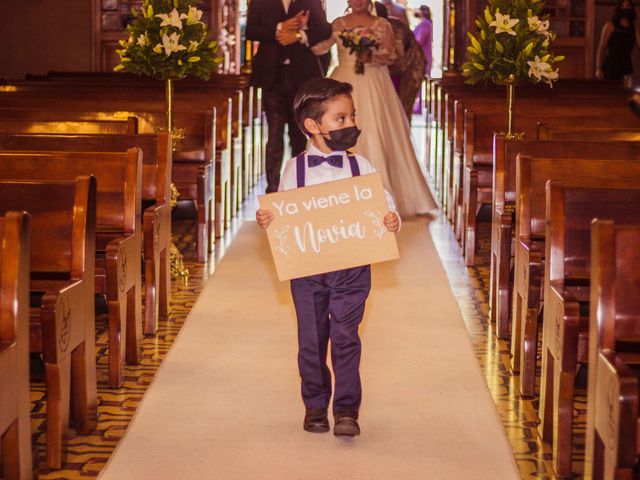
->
[[303, 408, 329, 433], [333, 413, 360, 436]]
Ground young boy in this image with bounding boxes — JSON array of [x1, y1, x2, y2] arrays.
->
[[256, 77, 400, 437]]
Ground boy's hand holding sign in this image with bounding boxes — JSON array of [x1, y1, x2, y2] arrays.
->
[[258, 172, 399, 280]]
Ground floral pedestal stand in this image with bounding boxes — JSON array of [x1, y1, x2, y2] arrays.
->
[[504, 75, 524, 140], [166, 78, 190, 281]]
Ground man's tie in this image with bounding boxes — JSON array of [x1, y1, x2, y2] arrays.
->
[[308, 155, 344, 168]]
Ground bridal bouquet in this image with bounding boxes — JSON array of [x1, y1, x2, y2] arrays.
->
[[339, 27, 380, 75]]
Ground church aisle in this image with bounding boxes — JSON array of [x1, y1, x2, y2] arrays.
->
[[98, 218, 519, 479]]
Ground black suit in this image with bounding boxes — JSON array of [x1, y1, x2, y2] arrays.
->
[[246, 0, 332, 192]]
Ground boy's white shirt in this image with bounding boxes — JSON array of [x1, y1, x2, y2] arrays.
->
[[278, 143, 401, 229]]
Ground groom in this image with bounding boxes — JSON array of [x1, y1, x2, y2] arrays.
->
[[246, 0, 332, 193]]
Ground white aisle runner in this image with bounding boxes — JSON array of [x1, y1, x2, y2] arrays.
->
[[99, 221, 519, 480]]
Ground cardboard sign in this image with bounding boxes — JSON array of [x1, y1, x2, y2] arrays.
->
[[259, 173, 399, 281]]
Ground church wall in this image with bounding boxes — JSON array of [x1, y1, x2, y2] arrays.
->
[[0, 0, 93, 80], [2, 1, 640, 82]]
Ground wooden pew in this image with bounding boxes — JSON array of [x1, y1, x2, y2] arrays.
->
[[0, 117, 137, 135], [0, 102, 230, 255], [445, 97, 470, 239], [26, 70, 251, 85], [512, 156, 640, 398], [0, 105, 222, 259], [168, 106, 231, 245], [0, 132, 171, 335], [490, 136, 640, 341], [584, 220, 640, 480], [253, 87, 264, 186], [432, 90, 450, 207], [252, 86, 263, 188], [431, 85, 447, 201], [0, 78, 247, 202], [427, 82, 441, 188], [0, 211, 33, 480], [447, 99, 464, 226], [459, 108, 637, 266], [436, 81, 635, 202], [12, 74, 260, 198], [242, 87, 254, 199], [441, 92, 456, 215], [537, 123, 640, 142], [0, 177, 98, 469], [230, 89, 244, 215], [0, 150, 143, 389], [167, 102, 232, 242], [538, 184, 640, 478], [460, 108, 508, 264], [430, 76, 636, 203], [432, 78, 629, 168], [34, 71, 263, 192]]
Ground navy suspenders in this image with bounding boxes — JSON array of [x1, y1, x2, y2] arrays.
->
[[296, 153, 306, 188], [295, 152, 360, 188], [348, 153, 361, 177]]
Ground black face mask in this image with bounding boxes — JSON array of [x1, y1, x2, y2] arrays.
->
[[319, 126, 361, 151]]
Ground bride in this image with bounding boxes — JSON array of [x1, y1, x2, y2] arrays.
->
[[312, 0, 437, 218]]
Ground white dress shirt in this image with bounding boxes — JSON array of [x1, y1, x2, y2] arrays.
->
[[278, 143, 400, 222]]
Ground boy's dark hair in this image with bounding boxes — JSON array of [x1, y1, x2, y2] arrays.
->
[[293, 78, 353, 136]]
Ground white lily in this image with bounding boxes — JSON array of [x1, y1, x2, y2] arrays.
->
[[188, 40, 200, 52], [156, 8, 183, 29], [161, 32, 187, 56], [137, 32, 150, 47], [490, 12, 519, 36], [528, 15, 540, 31], [538, 20, 551, 37], [528, 15, 551, 38], [180, 6, 204, 26], [527, 55, 559, 85]]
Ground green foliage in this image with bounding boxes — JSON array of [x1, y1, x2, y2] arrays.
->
[[461, 0, 564, 86], [115, 0, 222, 80]]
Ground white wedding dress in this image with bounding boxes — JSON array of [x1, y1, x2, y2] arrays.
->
[[313, 16, 437, 218]]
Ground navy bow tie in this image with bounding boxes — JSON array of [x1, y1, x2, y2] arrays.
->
[[308, 154, 344, 168]]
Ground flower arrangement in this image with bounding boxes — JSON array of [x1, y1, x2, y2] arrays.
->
[[339, 27, 380, 75], [462, 0, 564, 86], [114, 0, 221, 80], [114, 0, 221, 277]]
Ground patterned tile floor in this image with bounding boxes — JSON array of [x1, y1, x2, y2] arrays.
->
[[26, 189, 586, 479], [428, 218, 587, 480], [30, 214, 245, 480]]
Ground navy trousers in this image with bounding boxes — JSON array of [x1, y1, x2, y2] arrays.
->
[[290, 265, 371, 415]]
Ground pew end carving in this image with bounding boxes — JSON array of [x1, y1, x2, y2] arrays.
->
[[0, 177, 98, 469]]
